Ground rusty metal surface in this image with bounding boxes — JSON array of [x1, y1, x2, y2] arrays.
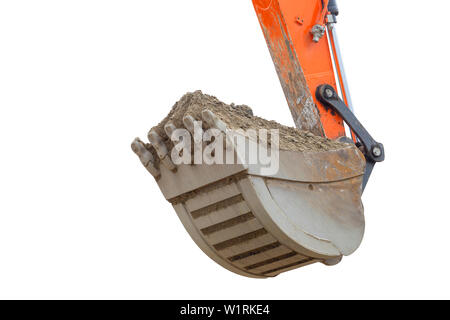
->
[[253, 0, 325, 136], [252, 0, 348, 139]]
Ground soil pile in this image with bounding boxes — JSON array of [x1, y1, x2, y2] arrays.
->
[[151, 90, 346, 152]]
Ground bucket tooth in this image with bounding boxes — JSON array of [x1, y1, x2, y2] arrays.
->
[[182, 115, 204, 141], [202, 110, 227, 132], [182, 115, 196, 134], [148, 131, 177, 172], [182, 115, 204, 165], [163, 122, 177, 140], [131, 138, 161, 179], [201, 110, 234, 154]]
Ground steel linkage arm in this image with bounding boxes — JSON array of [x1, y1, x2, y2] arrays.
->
[[316, 84, 385, 191]]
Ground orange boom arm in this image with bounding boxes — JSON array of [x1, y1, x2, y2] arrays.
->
[[252, 0, 346, 139]]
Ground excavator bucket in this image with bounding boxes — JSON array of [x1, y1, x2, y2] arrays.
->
[[132, 0, 383, 278], [132, 92, 366, 278]]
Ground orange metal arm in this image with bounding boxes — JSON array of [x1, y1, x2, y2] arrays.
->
[[252, 0, 346, 139]]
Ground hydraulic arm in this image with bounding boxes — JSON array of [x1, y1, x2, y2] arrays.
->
[[252, 0, 384, 189]]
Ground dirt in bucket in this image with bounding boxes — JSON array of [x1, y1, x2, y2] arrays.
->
[[150, 90, 346, 153]]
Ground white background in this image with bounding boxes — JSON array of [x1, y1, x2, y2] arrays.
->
[[0, 0, 449, 299]]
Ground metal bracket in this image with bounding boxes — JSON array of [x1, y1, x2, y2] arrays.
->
[[311, 24, 326, 42], [316, 84, 385, 191]]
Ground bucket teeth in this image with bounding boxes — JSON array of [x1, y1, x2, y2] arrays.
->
[[182, 115, 196, 134], [182, 115, 204, 141], [183, 115, 204, 164], [148, 131, 177, 172], [202, 110, 234, 153], [202, 110, 227, 132], [131, 138, 161, 179], [164, 122, 177, 139]]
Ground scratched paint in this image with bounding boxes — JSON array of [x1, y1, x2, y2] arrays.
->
[[256, 6, 325, 137], [252, 0, 347, 139]]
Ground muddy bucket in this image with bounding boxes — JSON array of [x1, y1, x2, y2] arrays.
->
[[132, 108, 366, 278]]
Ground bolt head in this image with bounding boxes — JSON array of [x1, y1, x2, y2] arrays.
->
[[372, 146, 382, 157], [324, 88, 334, 98]]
